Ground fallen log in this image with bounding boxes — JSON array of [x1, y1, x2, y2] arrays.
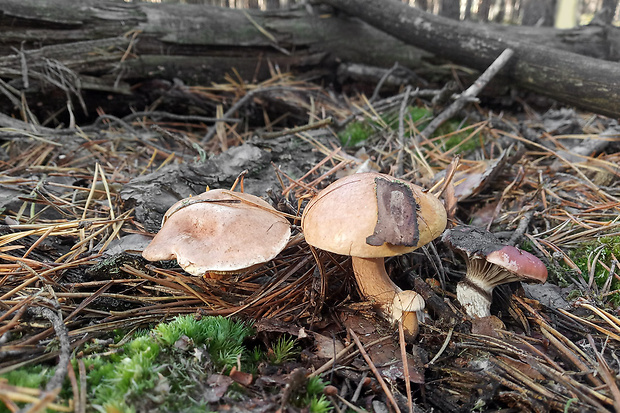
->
[[1, 0, 620, 120], [0, 0, 429, 87], [318, 0, 620, 118]]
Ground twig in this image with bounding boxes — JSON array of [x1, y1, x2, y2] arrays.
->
[[398, 321, 413, 413], [121, 110, 239, 125], [395, 85, 412, 177], [428, 326, 454, 365], [66, 360, 79, 413], [370, 62, 400, 103], [587, 334, 620, 412], [334, 89, 439, 130], [260, 117, 333, 139], [349, 329, 401, 413], [201, 86, 291, 144], [507, 211, 534, 246], [77, 360, 87, 413], [350, 371, 368, 403], [309, 335, 391, 377], [412, 48, 514, 145], [498, 130, 620, 203], [19, 304, 71, 413], [410, 274, 456, 322], [335, 394, 367, 413]]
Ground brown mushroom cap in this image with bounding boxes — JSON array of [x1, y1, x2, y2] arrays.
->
[[301, 172, 446, 337], [142, 189, 291, 275], [301, 172, 447, 257]]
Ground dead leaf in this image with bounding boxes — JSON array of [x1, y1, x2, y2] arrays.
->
[[203, 374, 233, 403], [342, 313, 425, 383], [229, 366, 253, 386], [470, 316, 505, 337]]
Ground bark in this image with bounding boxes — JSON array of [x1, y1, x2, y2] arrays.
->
[[1, 0, 620, 118], [493, 0, 506, 23], [440, 0, 461, 20], [478, 0, 493, 21], [319, 0, 620, 118], [595, 0, 618, 25], [416, 0, 430, 12], [0, 0, 429, 88], [521, 0, 555, 26], [464, 0, 473, 20], [555, 0, 579, 28]]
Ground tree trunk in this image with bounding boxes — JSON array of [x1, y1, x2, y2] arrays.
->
[[319, 0, 620, 118], [505, 0, 518, 23], [555, 0, 579, 28], [464, 0, 473, 19], [416, 0, 430, 12], [595, 0, 618, 24], [521, 0, 556, 26], [478, 0, 493, 21], [440, 0, 461, 19], [493, 0, 506, 23], [0, 1, 431, 82]]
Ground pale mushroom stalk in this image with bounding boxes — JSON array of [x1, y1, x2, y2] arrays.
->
[[455, 257, 506, 318], [352, 257, 424, 337]]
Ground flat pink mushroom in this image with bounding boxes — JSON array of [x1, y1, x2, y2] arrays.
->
[[142, 189, 291, 277]]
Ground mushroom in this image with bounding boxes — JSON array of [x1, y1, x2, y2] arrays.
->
[[441, 226, 548, 318], [142, 189, 291, 277], [301, 172, 447, 337]]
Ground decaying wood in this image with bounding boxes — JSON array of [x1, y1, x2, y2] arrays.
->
[[1, 0, 620, 119], [0, 0, 429, 90], [318, 0, 620, 118]]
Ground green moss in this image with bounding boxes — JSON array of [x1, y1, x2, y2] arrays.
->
[[268, 335, 299, 365], [337, 105, 481, 153], [338, 121, 375, 146], [85, 315, 256, 412], [0, 365, 55, 404], [302, 377, 333, 413], [439, 120, 480, 153], [0, 363, 72, 413], [1, 316, 333, 412], [566, 236, 620, 305]]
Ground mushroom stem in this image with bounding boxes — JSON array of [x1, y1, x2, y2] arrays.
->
[[400, 310, 420, 338], [456, 278, 493, 318], [351, 257, 423, 337]]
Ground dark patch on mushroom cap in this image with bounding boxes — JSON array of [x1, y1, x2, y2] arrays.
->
[[441, 225, 505, 258], [366, 177, 419, 247]]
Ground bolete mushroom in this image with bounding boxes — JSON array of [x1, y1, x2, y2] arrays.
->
[[301, 172, 447, 337], [142, 189, 291, 277], [441, 226, 548, 318]]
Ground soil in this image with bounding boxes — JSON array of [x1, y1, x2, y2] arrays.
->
[[1, 74, 619, 412]]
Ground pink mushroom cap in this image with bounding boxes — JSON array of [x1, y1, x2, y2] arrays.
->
[[486, 245, 548, 284]]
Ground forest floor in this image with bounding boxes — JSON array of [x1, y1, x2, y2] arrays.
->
[[0, 70, 620, 413]]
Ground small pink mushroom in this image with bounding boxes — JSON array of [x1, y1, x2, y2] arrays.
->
[[442, 226, 547, 318]]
